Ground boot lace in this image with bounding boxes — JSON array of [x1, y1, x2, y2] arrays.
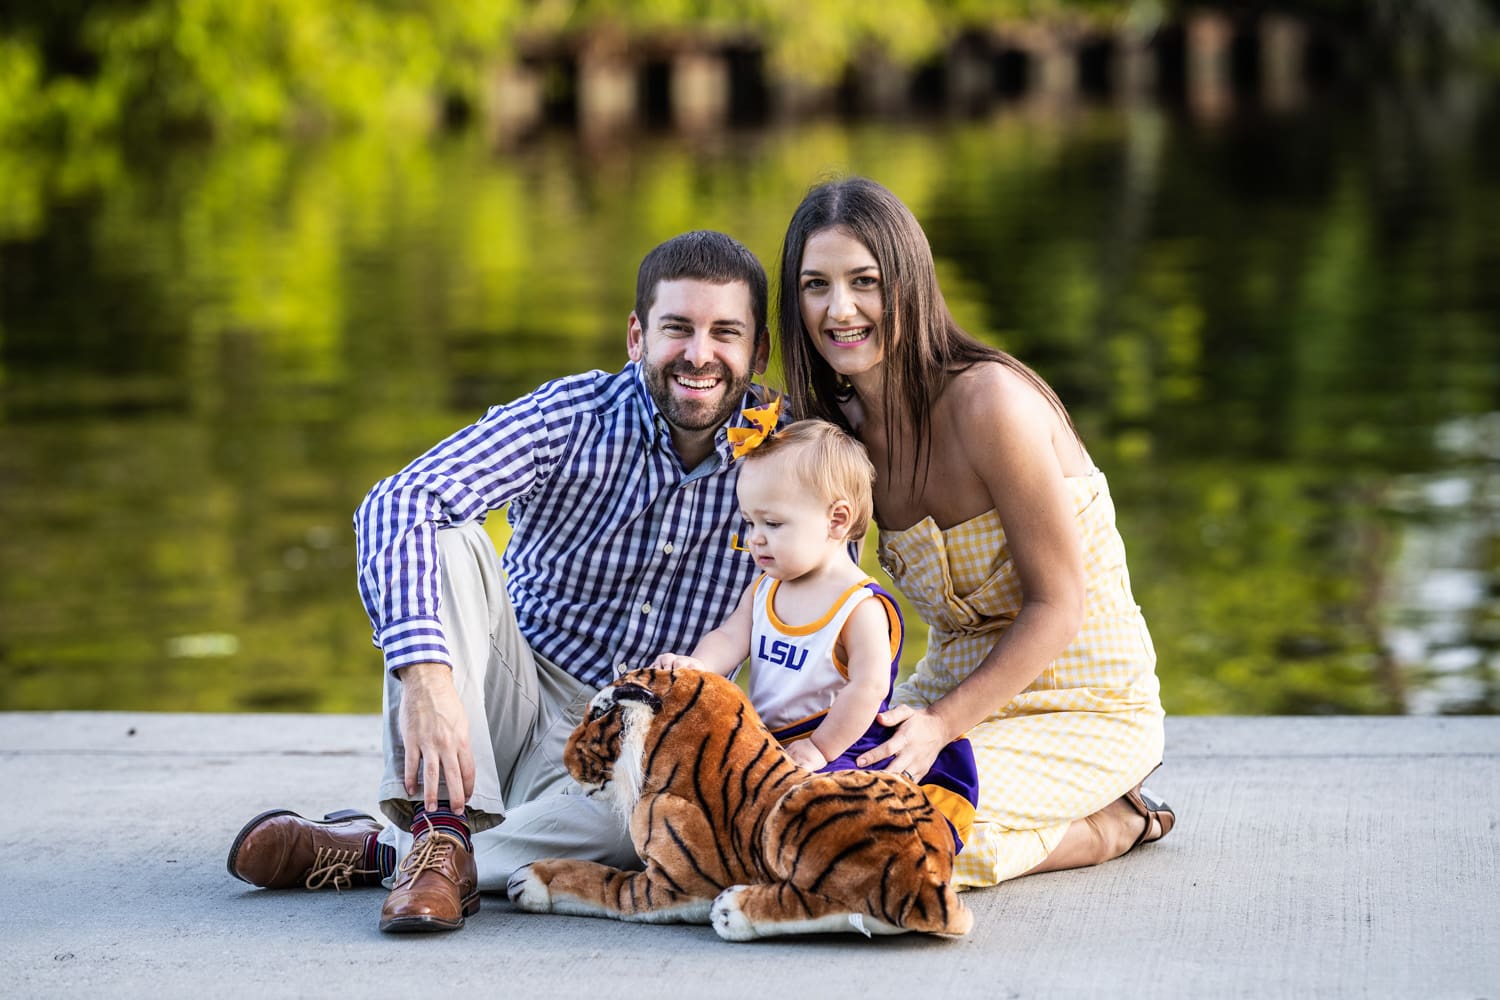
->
[[304, 846, 377, 891], [396, 831, 459, 883]]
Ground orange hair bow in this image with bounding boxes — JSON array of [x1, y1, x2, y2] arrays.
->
[[728, 395, 784, 460]]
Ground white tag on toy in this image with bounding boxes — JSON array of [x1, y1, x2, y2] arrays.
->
[[848, 913, 872, 938]]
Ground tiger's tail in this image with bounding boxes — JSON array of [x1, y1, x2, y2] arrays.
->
[[905, 879, 973, 937], [896, 792, 973, 937]]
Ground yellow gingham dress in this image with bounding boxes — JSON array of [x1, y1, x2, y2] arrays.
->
[[878, 468, 1164, 888]]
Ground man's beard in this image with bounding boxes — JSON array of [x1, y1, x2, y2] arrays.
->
[[643, 359, 754, 435]]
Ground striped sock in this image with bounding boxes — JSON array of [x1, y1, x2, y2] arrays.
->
[[364, 835, 397, 880], [411, 801, 472, 851]]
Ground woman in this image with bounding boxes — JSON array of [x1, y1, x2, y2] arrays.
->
[[777, 177, 1173, 887]]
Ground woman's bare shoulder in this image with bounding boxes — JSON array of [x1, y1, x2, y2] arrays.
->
[[945, 360, 1089, 477], [942, 361, 1054, 430]]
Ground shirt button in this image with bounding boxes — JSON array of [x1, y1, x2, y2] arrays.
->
[[662, 542, 674, 554], [615, 662, 627, 674], [641, 602, 652, 615]]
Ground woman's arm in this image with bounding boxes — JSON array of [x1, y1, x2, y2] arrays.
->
[[858, 367, 1087, 777]]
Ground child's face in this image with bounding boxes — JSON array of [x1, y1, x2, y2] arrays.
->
[[736, 456, 844, 581]]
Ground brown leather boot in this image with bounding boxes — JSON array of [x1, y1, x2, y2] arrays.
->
[[379, 829, 479, 933], [227, 809, 383, 890]]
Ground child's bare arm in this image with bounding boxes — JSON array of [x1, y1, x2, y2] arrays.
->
[[647, 582, 754, 677], [803, 598, 893, 766]]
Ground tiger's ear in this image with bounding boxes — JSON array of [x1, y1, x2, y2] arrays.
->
[[611, 683, 663, 714]]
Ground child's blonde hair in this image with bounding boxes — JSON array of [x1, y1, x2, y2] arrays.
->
[[741, 419, 876, 541]]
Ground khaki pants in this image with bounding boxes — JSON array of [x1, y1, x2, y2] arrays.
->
[[375, 521, 638, 891]]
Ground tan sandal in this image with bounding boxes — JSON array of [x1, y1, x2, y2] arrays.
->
[[1122, 765, 1176, 852]]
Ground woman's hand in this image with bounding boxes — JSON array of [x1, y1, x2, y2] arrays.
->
[[856, 704, 950, 781]]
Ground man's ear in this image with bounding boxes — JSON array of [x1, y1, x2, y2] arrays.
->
[[627, 311, 645, 362], [827, 499, 854, 540], [752, 328, 770, 375]]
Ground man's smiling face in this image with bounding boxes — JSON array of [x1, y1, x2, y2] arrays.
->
[[629, 278, 765, 452]]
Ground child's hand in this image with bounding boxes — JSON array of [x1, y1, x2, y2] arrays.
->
[[785, 740, 828, 772], [648, 653, 707, 672]]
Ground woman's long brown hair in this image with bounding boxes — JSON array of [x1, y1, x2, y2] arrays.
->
[[777, 177, 1078, 496]]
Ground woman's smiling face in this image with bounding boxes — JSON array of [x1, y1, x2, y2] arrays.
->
[[798, 227, 887, 382]]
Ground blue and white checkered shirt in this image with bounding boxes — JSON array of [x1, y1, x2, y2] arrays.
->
[[355, 362, 769, 688]]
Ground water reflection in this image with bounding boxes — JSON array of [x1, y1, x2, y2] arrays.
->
[[1384, 414, 1500, 714], [2, 86, 1498, 714]]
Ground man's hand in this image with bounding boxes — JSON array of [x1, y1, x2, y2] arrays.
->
[[395, 661, 476, 813]]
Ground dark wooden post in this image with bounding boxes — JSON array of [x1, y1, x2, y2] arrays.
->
[[577, 36, 637, 133], [1113, 28, 1156, 104], [1009, 24, 1078, 107], [1186, 11, 1235, 121], [946, 35, 993, 110], [484, 60, 543, 143], [672, 48, 731, 129], [1261, 14, 1307, 113], [851, 46, 914, 114]]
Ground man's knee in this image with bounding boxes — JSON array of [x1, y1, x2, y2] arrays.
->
[[434, 520, 501, 572]]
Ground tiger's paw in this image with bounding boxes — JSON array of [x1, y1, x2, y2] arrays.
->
[[712, 883, 909, 940], [710, 885, 757, 942], [506, 865, 553, 913]]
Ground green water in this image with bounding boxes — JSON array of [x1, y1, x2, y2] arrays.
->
[[3, 89, 1498, 715]]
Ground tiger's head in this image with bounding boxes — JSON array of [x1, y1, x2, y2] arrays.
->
[[565, 667, 765, 818], [566, 676, 663, 815]]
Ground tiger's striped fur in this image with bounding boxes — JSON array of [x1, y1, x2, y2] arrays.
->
[[506, 667, 972, 940]]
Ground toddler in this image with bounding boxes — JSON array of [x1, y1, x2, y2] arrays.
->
[[651, 418, 978, 849]]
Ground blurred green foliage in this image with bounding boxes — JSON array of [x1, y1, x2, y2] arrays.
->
[[1, 0, 524, 139]]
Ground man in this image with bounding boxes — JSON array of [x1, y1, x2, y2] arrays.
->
[[228, 231, 776, 933]]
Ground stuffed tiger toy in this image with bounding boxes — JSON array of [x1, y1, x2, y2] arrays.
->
[[506, 666, 972, 941]]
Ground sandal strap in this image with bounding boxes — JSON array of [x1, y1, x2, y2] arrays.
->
[[1123, 763, 1176, 852]]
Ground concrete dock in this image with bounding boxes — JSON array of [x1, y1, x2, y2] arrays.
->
[[4, 713, 1497, 998]]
